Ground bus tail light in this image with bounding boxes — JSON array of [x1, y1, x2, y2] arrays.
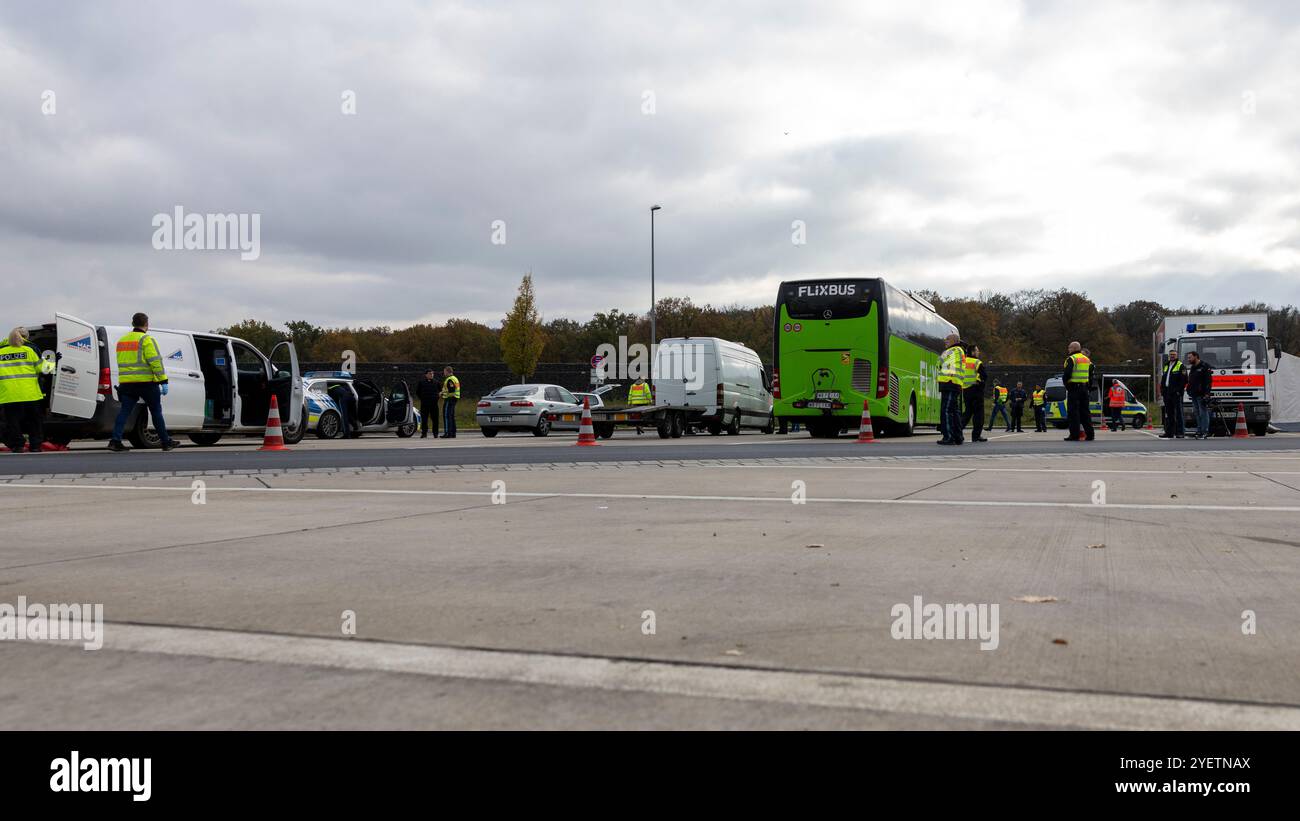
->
[[772, 367, 780, 398], [876, 364, 889, 399]]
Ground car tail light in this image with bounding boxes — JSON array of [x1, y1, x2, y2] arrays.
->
[[510, 400, 534, 407], [772, 367, 780, 399], [97, 367, 112, 396], [876, 364, 889, 399], [477, 400, 491, 408]]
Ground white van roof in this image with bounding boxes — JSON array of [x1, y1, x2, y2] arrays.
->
[[657, 336, 762, 358]]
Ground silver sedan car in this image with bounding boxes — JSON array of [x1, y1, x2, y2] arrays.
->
[[476, 384, 585, 437]]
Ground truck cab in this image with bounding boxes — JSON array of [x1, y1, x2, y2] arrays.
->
[[1154, 315, 1277, 436], [30, 312, 303, 447]]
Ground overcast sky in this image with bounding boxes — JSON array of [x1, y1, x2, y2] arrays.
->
[[3, 1, 1299, 331]]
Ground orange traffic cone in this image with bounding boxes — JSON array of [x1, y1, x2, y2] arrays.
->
[[1233, 402, 1249, 438], [856, 400, 875, 443], [575, 396, 599, 446], [258, 394, 291, 451]]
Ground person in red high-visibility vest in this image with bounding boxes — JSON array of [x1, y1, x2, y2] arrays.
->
[[1107, 380, 1128, 431]]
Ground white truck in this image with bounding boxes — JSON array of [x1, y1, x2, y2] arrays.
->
[[1153, 314, 1279, 435]]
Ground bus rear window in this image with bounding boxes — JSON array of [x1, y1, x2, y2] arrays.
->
[[780, 281, 874, 320]]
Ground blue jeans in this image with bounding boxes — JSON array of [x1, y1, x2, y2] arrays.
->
[[990, 402, 1011, 428], [442, 397, 457, 436], [112, 382, 172, 445], [940, 389, 964, 443], [1191, 396, 1210, 436]]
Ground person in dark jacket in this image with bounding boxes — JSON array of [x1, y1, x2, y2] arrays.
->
[[1185, 351, 1213, 438], [327, 382, 360, 438], [415, 369, 440, 439], [1158, 349, 1187, 439], [1008, 382, 1028, 432]]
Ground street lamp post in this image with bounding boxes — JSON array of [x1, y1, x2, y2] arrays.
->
[[650, 205, 661, 348]]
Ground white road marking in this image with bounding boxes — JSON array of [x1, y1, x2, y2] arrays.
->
[[38, 620, 1299, 731], [6, 482, 1300, 513]]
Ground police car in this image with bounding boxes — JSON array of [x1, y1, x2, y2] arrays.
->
[[303, 372, 418, 438], [1043, 376, 1148, 429]]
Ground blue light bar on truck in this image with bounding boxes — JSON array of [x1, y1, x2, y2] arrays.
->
[[1185, 322, 1254, 333]]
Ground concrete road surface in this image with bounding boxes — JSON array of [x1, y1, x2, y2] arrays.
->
[[2, 446, 1299, 729]]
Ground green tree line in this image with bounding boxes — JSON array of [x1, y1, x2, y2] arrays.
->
[[218, 290, 1300, 369]]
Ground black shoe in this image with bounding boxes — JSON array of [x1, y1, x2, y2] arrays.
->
[[1175, 435, 1184, 439], [107, 440, 128, 452], [161, 440, 179, 451], [937, 439, 953, 445], [974, 437, 988, 442], [1063, 436, 1077, 441], [420, 433, 427, 439], [1157, 434, 1172, 439]]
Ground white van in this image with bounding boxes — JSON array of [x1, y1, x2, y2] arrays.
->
[[653, 337, 774, 434], [26, 312, 304, 448]]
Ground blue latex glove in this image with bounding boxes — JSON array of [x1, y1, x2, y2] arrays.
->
[[160, 383, 169, 396]]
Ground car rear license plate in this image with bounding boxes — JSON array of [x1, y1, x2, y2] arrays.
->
[[489, 415, 512, 422]]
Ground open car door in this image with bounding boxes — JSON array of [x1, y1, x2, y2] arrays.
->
[[51, 312, 100, 419], [387, 379, 414, 425], [267, 341, 303, 431]]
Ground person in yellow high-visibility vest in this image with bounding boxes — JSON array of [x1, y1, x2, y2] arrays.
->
[[1031, 384, 1047, 432], [627, 376, 653, 435], [989, 380, 1012, 431], [109, 313, 177, 451], [937, 333, 966, 445], [1063, 341, 1094, 441], [627, 378, 652, 405], [0, 327, 55, 453], [959, 346, 987, 442], [439, 366, 461, 438]]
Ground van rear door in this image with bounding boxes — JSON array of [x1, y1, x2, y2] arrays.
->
[[50, 313, 101, 419]]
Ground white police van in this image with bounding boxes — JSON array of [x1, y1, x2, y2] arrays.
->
[[28, 312, 304, 448]]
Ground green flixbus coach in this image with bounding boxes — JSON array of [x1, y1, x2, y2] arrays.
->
[[772, 278, 958, 438]]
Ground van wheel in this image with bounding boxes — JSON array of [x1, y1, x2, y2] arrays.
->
[[127, 415, 162, 449], [596, 423, 615, 439], [1131, 414, 1146, 430], [533, 413, 551, 437], [396, 422, 416, 438], [316, 410, 343, 439], [481, 428, 499, 438], [707, 421, 722, 435], [282, 417, 306, 445], [188, 432, 223, 446], [656, 418, 671, 438], [726, 409, 741, 435], [1249, 422, 1268, 436], [762, 413, 775, 434]]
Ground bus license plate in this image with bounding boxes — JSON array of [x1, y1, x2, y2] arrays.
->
[[805, 401, 833, 409]]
